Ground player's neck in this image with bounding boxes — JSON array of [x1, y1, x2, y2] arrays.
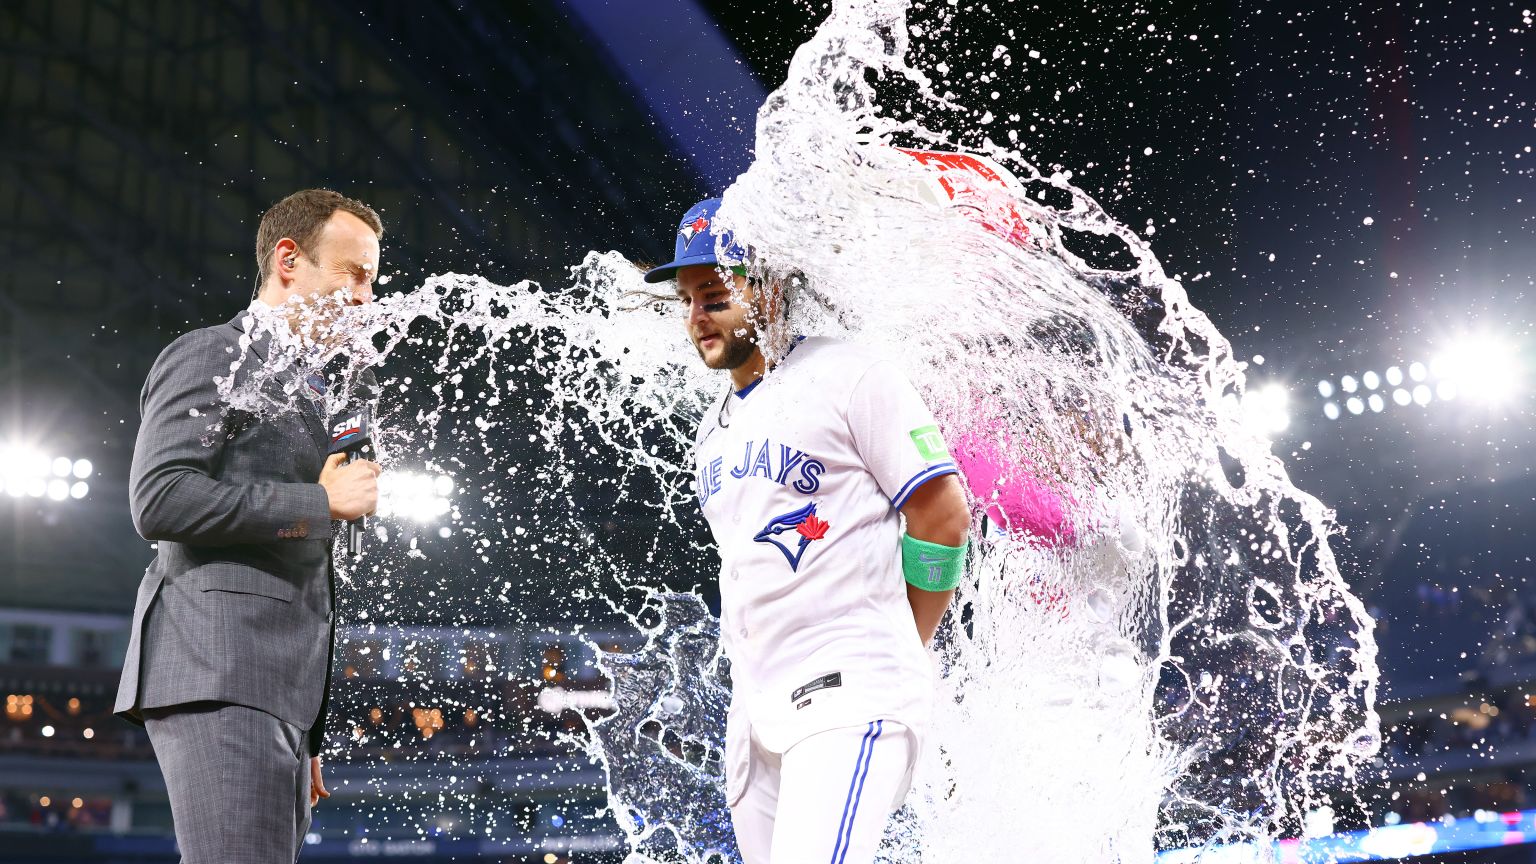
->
[[729, 349, 767, 392]]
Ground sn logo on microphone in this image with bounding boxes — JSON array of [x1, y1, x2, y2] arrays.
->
[[331, 414, 364, 445]]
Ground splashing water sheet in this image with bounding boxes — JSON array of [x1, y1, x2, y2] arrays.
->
[[219, 1, 1379, 861]]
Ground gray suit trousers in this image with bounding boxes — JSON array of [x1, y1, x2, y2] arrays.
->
[[144, 702, 312, 864]]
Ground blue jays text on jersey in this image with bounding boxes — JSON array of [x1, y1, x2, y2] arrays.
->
[[697, 437, 827, 506]]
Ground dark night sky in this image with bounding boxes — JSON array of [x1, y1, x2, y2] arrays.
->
[[705, 1, 1530, 359]]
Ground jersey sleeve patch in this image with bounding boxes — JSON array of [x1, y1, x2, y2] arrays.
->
[[909, 424, 951, 461]]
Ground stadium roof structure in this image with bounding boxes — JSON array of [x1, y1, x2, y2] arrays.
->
[[0, 0, 742, 613]]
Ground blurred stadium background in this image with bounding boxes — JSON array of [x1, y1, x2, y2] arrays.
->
[[1, 1, 1532, 862]]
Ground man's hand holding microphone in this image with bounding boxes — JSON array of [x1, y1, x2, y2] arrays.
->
[[324, 405, 378, 556], [319, 452, 380, 522]]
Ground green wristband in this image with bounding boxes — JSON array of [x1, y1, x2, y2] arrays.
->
[[902, 533, 968, 592]]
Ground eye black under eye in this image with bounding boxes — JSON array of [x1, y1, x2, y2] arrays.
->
[[703, 302, 729, 313]]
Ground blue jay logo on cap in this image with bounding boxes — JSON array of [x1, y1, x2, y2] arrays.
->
[[644, 197, 745, 283], [679, 214, 711, 249]]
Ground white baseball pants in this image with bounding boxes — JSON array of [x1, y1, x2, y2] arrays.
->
[[729, 720, 916, 864]]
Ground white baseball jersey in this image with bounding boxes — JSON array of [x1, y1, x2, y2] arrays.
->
[[693, 337, 957, 755]]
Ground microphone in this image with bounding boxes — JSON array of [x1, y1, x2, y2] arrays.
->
[[328, 405, 373, 558]]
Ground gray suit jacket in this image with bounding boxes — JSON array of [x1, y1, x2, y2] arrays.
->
[[115, 310, 338, 755]]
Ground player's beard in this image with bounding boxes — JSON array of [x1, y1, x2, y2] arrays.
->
[[699, 323, 759, 372]]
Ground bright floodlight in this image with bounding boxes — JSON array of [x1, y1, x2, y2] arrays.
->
[[1409, 361, 1428, 382], [1317, 380, 1335, 398], [377, 471, 455, 524], [70, 482, 89, 499], [1431, 336, 1524, 405], [1347, 397, 1365, 415], [1323, 402, 1341, 420], [1, 447, 95, 502], [1341, 375, 1358, 394], [1240, 385, 1290, 435], [2, 448, 50, 479], [1393, 388, 1411, 406], [1413, 384, 1433, 406], [1385, 366, 1404, 386], [1362, 371, 1380, 390], [1368, 394, 1385, 413]]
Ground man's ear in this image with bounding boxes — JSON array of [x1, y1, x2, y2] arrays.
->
[[273, 238, 300, 285]]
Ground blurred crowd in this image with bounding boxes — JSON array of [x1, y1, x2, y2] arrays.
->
[[1387, 691, 1536, 761], [12, 588, 1536, 839], [0, 792, 112, 832], [1394, 552, 1536, 668]]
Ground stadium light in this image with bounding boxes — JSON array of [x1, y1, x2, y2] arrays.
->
[[1, 444, 92, 501], [1317, 333, 1526, 421], [376, 471, 455, 524], [1431, 335, 1524, 405], [1237, 384, 1291, 435]]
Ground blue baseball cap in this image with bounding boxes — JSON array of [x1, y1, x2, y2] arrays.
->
[[643, 198, 748, 283]]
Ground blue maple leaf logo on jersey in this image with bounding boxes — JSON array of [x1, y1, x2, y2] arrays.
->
[[753, 502, 830, 571]]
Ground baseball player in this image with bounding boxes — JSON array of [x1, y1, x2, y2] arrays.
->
[[643, 198, 971, 864]]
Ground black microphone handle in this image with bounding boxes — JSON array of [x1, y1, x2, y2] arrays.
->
[[344, 450, 366, 558]]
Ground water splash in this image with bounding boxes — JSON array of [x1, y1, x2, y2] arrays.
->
[[212, 0, 1377, 858], [589, 0, 1379, 859], [574, 592, 736, 863]]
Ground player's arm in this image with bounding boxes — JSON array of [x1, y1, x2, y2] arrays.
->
[[845, 358, 970, 645], [899, 473, 969, 645]]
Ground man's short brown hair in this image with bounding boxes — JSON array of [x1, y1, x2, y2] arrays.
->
[[255, 189, 384, 288]]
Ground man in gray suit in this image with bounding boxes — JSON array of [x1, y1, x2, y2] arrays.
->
[[116, 189, 385, 863]]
